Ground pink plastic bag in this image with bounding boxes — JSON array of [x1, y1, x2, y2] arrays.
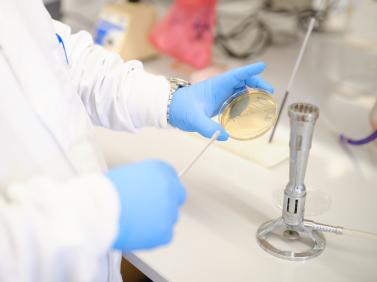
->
[[150, 0, 217, 69]]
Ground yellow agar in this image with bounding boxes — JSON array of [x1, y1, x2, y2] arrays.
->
[[220, 89, 277, 140]]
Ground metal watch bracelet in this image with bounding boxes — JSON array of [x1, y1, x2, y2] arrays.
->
[[167, 78, 191, 122]]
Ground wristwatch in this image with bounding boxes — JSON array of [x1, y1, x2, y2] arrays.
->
[[167, 78, 191, 122]]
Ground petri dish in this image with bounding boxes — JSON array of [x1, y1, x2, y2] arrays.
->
[[219, 88, 277, 140]]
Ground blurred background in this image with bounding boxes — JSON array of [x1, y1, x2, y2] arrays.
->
[[43, 0, 377, 169]]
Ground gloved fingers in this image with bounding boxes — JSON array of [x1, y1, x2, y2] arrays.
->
[[226, 62, 266, 83], [158, 228, 174, 246], [138, 227, 174, 250], [154, 160, 187, 205], [246, 75, 274, 94], [172, 178, 186, 206], [195, 114, 229, 141], [171, 207, 179, 224], [210, 63, 267, 109], [154, 159, 178, 177], [168, 200, 180, 224]]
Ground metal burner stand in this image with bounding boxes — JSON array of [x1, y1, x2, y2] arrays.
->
[[257, 103, 342, 261]]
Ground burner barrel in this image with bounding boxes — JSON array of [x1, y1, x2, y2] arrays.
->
[[283, 103, 319, 226]]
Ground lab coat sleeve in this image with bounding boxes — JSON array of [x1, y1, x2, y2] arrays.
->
[[53, 20, 170, 131], [0, 174, 120, 282]]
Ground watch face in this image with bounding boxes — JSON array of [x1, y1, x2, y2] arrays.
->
[[169, 78, 190, 87]]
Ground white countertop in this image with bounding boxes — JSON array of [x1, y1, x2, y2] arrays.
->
[[95, 33, 377, 282]]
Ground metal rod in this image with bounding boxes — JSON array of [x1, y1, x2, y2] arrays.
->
[[179, 131, 220, 178], [307, 221, 377, 240], [268, 18, 316, 143], [268, 90, 289, 143]]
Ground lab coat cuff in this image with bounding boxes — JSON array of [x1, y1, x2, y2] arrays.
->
[[126, 69, 171, 129]]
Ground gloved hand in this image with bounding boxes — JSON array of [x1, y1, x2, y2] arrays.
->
[[168, 62, 274, 141], [106, 160, 186, 253]]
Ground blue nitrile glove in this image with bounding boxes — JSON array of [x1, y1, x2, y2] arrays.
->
[[106, 160, 186, 253], [168, 62, 274, 141]]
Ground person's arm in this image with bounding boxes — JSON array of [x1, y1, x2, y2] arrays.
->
[[53, 21, 274, 141], [0, 175, 119, 282], [53, 20, 170, 132]]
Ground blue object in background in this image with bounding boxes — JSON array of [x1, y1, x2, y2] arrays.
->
[[340, 130, 377, 146], [94, 19, 124, 46]]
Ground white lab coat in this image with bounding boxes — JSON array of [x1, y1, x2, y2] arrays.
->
[[0, 0, 170, 281]]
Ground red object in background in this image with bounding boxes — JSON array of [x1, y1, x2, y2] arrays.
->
[[149, 0, 217, 69]]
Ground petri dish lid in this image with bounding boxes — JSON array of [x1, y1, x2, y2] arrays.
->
[[219, 88, 277, 140]]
